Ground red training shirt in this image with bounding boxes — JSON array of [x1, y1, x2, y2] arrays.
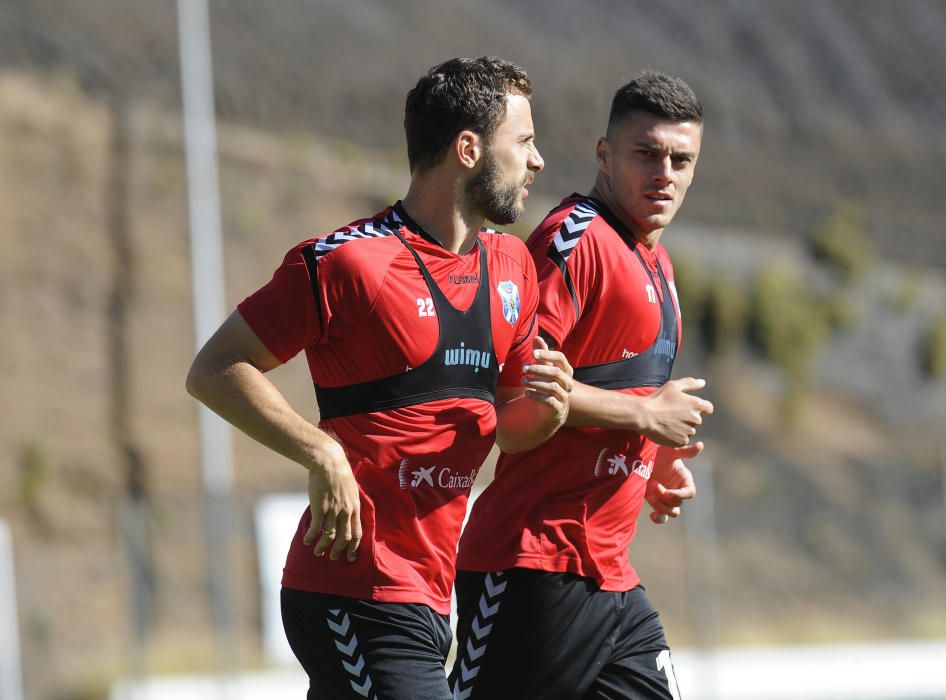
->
[[457, 194, 682, 591], [238, 204, 538, 614]]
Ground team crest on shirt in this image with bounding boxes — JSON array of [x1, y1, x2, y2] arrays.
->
[[593, 449, 653, 480], [496, 280, 520, 325]]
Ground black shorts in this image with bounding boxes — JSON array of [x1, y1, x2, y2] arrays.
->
[[449, 568, 682, 700], [281, 587, 453, 700]]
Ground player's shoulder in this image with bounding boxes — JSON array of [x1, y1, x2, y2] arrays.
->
[[478, 225, 532, 269], [294, 206, 405, 269], [528, 194, 610, 261]]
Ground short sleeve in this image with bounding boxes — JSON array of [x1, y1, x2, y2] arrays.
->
[[525, 210, 605, 350], [237, 246, 322, 363], [498, 249, 539, 388], [531, 250, 578, 348]]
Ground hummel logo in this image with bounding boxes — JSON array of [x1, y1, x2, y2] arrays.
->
[[326, 608, 375, 699], [451, 571, 507, 699], [550, 202, 598, 261], [411, 466, 435, 488], [607, 455, 629, 476]]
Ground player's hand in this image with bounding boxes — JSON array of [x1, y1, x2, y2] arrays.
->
[[646, 441, 700, 524], [303, 445, 362, 562], [522, 335, 574, 429], [641, 377, 714, 448]]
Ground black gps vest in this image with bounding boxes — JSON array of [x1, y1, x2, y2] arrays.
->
[[571, 223, 679, 390], [314, 228, 499, 420]]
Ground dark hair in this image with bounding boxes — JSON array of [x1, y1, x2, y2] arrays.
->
[[404, 56, 532, 173], [607, 71, 703, 132]]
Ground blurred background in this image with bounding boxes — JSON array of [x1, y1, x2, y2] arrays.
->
[[1, 1, 945, 698]]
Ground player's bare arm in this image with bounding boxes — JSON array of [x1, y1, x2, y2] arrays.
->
[[569, 377, 713, 447], [495, 336, 573, 453], [539, 330, 713, 446], [645, 441, 701, 524], [185, 310, 362, 562]]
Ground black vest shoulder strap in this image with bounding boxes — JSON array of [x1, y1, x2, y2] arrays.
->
[[571, 252, 678, 390], [315, 232, 499, 420]]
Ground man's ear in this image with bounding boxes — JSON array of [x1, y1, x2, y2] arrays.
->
[[455, 130, 482, 170], [595, 136, 609, 173]]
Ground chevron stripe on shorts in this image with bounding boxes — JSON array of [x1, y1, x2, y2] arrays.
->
[[452, 571, 508, 700], [326, 608, 376, 699]]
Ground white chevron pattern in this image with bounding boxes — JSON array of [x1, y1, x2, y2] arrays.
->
[[451, 571, 508, 700], [549, 201, 599, 261], [334, 633, 358, 656], [484, 573, 507, 597], [313, 208, 403, 261], [478, 595, 500, 618], [470, 615, 492, 639], [327, 610, 351, 635], [466, 639, 487, 661], [326, 607, 375, 699]]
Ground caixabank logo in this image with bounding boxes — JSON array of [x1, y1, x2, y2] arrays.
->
[[593, 449, 653, 480], [397, 459, 479, 490]]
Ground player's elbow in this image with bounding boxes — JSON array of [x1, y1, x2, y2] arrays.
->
[[494, 431, 538, 454], [185, 356, 212, 402], [494, 433, 519, 454]]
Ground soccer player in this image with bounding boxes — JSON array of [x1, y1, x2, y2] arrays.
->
[[451, 72, 714, 699], [186, 57, 573, 700]]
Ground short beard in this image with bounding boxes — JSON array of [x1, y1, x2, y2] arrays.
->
[[467, 148, 522, 226]]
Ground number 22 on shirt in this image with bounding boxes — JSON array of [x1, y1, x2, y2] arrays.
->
[[417, 297, 435, 317]]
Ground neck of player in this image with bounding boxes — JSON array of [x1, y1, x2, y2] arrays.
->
[[402, 175, 483, 255], [588, 180, 663, 251]]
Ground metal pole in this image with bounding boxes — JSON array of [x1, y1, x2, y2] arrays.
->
[[941, 442, 946, 544], [0, 520, 24, 700], [683, 460, 720, 700], [177, 0, 235, 681]]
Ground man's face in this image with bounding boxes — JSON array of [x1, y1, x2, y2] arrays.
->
[[468, 94, 544, 225], [597, 111, 702, 236]]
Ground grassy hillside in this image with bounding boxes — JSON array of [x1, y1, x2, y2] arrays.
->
[[2, 67, 944, 700], [0, 70, 410, 699], [1, 3, 946, 697], [1, 0, 944, 265]]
